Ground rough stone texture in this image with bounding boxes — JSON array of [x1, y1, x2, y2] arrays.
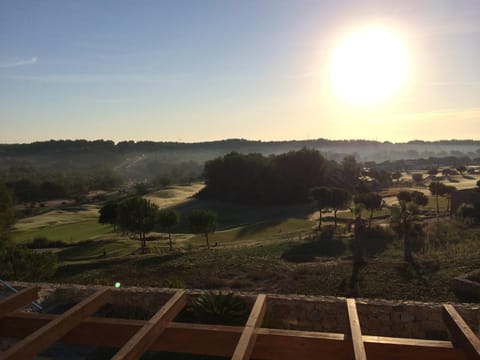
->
[[451, 270, 480, 301], [7, 282, 480, 340]]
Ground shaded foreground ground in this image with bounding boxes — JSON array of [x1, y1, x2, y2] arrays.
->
[[51, 220, 480, 303]]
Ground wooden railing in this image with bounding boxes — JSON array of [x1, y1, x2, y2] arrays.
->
[[0, 286, 479, 359]]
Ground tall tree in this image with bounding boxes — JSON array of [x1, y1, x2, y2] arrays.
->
[[391, 190, 428, 263], [329, 188, 351, 228], [157, 209, 180, 251], [309, 187, 332, 230], [349, 204, 367, 294], [353, 192, 383, 228], [188, 210, 217, 249], [117, 197, 159, 253]]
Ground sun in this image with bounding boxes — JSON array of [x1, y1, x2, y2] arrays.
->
[[330, 28, 408, 106]]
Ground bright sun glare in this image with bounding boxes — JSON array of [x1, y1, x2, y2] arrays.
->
[[331, 28, 408, 106]]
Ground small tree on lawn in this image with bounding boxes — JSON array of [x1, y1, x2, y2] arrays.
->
[[117, 197, 159, 253], [309, 187, 332, 230], [188, 210, 217, 249], [330, 188, 351, 228], [456, 165, 466, 176], [429, 181, 447, 215], [391, 172, 402, 182], [353, 192, 383, 228], [157, 209, 180, 251]]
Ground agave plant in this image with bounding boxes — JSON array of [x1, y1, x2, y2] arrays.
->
[[191, 291, 247, 325]]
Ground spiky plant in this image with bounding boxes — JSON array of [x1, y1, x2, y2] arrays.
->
[[191, 291, 247, 325]]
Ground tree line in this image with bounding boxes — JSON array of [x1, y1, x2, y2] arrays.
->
[[2, 166, 121, 204], [99, 197, 218, 252], [198, 149, 364, 205]]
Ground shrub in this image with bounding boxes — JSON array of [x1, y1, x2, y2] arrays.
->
[[318, 225, 335, 241], [190, 291, 248, 325], [361, 225, 395, 256], [0, 245, 57, 281]]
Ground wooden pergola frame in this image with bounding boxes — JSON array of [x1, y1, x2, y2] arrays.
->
[[0, 287, 479, 359]]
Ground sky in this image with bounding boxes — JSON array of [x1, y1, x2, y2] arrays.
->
[[0, 0, 479, 143]]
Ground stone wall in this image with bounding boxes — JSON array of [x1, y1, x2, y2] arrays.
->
[[9, 282, 480, 340], [451, 270, 480, 301]]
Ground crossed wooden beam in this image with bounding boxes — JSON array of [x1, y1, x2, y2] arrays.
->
[[0, 286, 479, 359]]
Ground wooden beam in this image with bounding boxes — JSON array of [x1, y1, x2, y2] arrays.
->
[[443, 304, 480, 360], [0, 312, 468, 360], [231, 293, 267, 360], [111, 290, 186, 360], [1, 288, 110, 360], [0, 287, 38, 319], [347, 298, 367, 360]]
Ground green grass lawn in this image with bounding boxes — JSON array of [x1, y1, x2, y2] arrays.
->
[[11, 219, 113, 244], [188, 218, 314, 248]]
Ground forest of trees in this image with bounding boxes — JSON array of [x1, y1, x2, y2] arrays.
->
[[198, 149, 360, 205], [0, 166, 121, 204]]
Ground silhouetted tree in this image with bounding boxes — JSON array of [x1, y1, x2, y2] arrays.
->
[[429, 181, 448, 215], [353, 192, 383, 228], [157, 209, 180, 250], [188, 210, 217, 249], [342, 155, 360, 188], [98, 202, 119, 231], [391, 172, 402, 182], [411, 173, 424, 184], [391, 190, 428, 263], [117, 197, 159, 253], [309, 187, 332, 229], [329, 188, 351, 228], [427, 168, 438, 176], [456, 165, 466, 176]]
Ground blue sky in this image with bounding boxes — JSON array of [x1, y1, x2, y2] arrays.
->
[[1, 0, 479, 143]]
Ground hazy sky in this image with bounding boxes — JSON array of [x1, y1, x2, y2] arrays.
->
[[1, 0, 479, 143]]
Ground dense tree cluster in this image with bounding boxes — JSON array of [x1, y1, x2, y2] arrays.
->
[[199, 149, 350, 205], [2, 167, 121, 203]]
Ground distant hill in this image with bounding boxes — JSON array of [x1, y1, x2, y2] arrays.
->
[[1, 138, 479, 182]]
